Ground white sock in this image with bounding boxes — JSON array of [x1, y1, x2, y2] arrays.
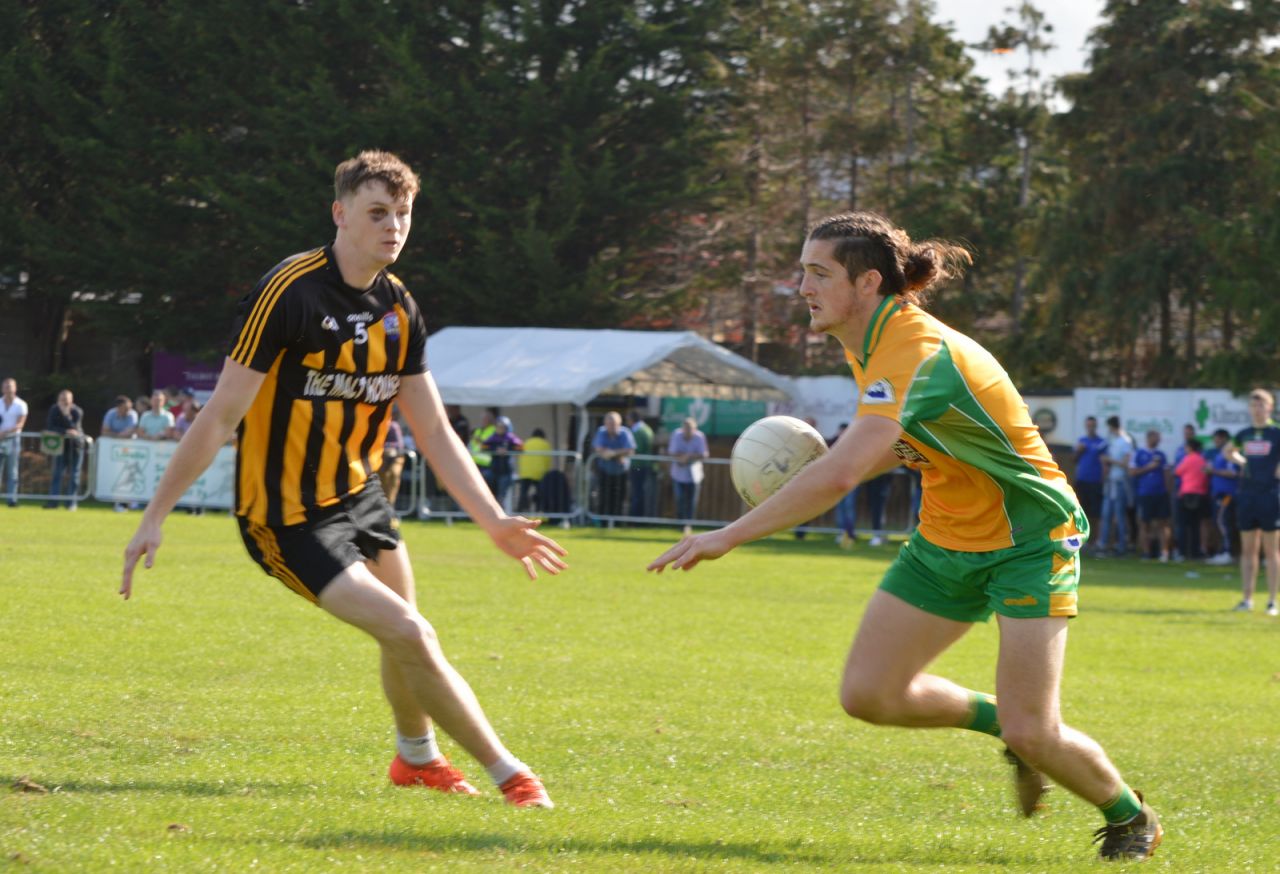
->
[[396, 729, 441, 766], [484, 752, 527, 786]]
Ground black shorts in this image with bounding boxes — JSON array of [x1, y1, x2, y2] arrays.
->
[[1234, 491, 1280, 532], [237, 480, 401, 603], [1136, 493, 1171, 522]]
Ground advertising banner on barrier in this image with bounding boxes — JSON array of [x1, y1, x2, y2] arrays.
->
[[93, 437, 236, 508]]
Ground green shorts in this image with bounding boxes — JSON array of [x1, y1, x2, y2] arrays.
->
[[880, 528, 1084, 623]]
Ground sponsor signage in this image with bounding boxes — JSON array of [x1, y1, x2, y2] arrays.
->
[[1073, 388, 1263, 456], [660, 397, 768, 437], [93, 437, 235, 509]]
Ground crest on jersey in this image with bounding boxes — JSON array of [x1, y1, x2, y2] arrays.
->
[[381, 311, 400, 338], [320, 315, 340, 332], [861, 379, 895, 405]]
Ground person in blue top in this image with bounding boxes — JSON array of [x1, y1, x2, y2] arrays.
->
[[1224, 389, 1280, 614], [1129, 430, 1172, 562], [1073, 416, 1107, 540], [592, 411, 636, 519], [1205, 428, 1239, 565]]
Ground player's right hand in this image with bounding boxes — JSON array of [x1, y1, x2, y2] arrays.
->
[[120, 521, 163, 600], [488, 516, 569, 580], [646, 529, 734, 574]]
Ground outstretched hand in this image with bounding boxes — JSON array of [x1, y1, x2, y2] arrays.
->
[[647, 529, 734, 574], [489, 516, 569, 580], [120, 520, 163, 600]]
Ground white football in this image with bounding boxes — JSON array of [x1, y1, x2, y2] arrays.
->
[[730, 416, 829, 508]]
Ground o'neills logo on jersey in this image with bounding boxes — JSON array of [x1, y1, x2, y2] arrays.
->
[[862, 379, 895, 404], [346, 311, 375, 323], [302, 370, 400, 403]]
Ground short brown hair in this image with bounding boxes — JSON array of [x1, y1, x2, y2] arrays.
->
[[333, 150, 420, 201], [806, 211, 971, 306], [1249, 388, 1274, 406]]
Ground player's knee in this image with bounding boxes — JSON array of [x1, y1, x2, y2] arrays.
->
[[379, 614, 442, 663], [839, 680, 897, 725], [1000, 719, 1059, 765]]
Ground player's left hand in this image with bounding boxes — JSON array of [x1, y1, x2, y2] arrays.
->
[[489, 516, 568, 580], [647, 529, 734, 574]]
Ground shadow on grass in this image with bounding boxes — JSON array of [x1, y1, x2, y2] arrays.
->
[[3, 775, 296, 797], [294, 830, 831, 865], [291, 829, 1050, 867]]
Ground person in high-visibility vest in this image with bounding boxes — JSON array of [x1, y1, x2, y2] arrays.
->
[[468, 408, 498, 487], [516, 428, 553, 512]]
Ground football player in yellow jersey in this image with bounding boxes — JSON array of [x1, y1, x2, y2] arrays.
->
[[121, 151, 565, 809], [650, 211, 1162, 861]]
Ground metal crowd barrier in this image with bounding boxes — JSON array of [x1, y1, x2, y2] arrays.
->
[[581, 455, 921, 537], [1, 428, 919, 539], [393, 444, 920, 537], [581, 452, 920, 538], [0, 431, 94, 507], [402, 449, 583, 526]]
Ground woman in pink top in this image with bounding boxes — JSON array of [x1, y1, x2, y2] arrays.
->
[[1174, 438, 1210, 560]]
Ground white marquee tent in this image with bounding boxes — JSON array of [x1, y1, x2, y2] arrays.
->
[[427, 327, 797, 452]]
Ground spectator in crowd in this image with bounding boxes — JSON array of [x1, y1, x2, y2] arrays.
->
[[138, 390, 177, 440], [1223, 388, 1280, 614], [862, 473, 892, 547], [1169, 423, 1197, 558], [627, 410, 656, 520], [794, 416, 823, 540], [0, 377, 28, 508], [1205, 428, 1238, 565], [163, 385, 185, 417], [378, 411, 407, 507], [102, 395, 139, 439], [134, 394, 152, 416], [1073, 416, 1107, 536], [482, 415, 523, 507], [174, 398, 202, 439], [1173, 437, 1210, 560], [516, 427, 553, 513], [668, 416, 708, 535], [447, 405, 470, 445], [468, 407, 498, 488], [832, 423, 858, 548], [1097, 415, 1133, 557], [592, 411, 635, 518], [45, 389, 85, 510], [102, 395, 140, 512], [1129, 429, 1172, 561]]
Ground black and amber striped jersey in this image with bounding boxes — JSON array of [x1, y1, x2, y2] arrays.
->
[[227, 245, 428, 526]]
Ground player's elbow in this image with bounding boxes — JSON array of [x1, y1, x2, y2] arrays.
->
[[829, 466, 862, 494]]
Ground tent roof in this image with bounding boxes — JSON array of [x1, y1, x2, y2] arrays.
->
[[428, 327, 796, 407]]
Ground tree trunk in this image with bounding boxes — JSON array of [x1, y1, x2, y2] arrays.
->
[[1184, 282, 1197, 381], [24, 293, 69, 376], [1158, 273, 1172, 386]]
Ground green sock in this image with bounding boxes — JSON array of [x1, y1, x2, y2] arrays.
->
[[1099, 784, 1143, 824], [962, 691, 1001, 737]]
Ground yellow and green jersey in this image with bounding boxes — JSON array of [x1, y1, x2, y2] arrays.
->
[[846, 296, 1084, 552]]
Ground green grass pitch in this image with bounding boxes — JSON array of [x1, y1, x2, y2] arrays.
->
[[2, 506, 1278, 871]]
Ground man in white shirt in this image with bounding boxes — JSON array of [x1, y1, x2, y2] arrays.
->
[[0, 378, 29, 507], [1098, 415, 1134, 557]]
